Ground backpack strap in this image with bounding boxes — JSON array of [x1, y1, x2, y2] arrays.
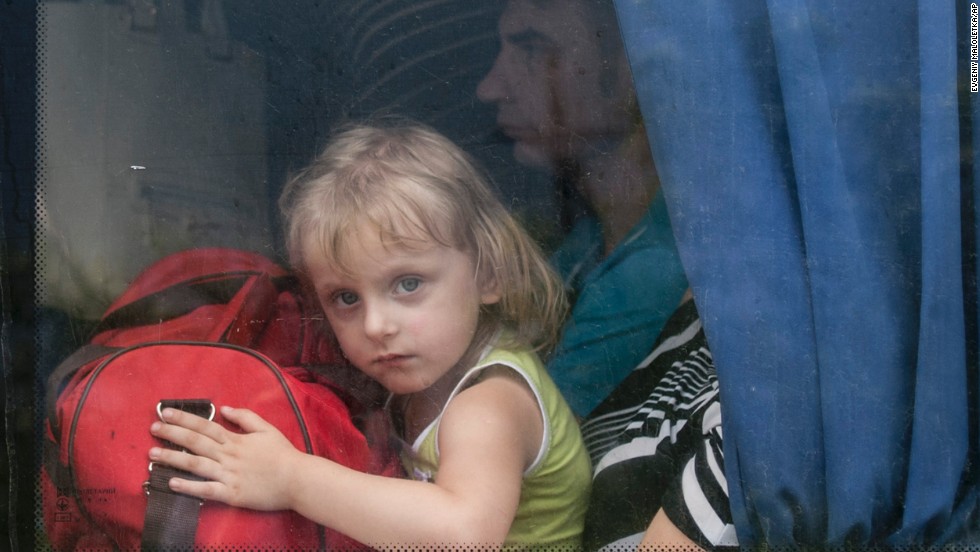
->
[[44, 345, 120, 450], [141, 399, 214, 551], [92, 272, 300, 347], [94, 276, 250, 334]]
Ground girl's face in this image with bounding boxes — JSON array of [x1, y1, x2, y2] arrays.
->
[[303, 224, 501, 396]]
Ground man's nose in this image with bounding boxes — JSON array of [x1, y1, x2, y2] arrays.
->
[[363, 301, 397, 341], [476, 55, 507, 103]]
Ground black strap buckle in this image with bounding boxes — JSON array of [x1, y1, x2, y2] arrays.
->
[[156, 399, 216, 422]]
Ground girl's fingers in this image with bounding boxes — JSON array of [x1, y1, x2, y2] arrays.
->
[[159, 408, 229, 443], [220, 406, 272, 433], [150, 419, 222, 457], [148, 446, 223, 481], [167, 476, 228, 503]]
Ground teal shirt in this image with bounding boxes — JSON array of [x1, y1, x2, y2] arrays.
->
[[548, 192, 688, 417]]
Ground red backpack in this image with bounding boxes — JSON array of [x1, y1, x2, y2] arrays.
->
[[41, 248, 398, 551]]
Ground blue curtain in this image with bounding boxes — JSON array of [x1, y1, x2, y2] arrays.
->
[[614, 0, 979, 546]]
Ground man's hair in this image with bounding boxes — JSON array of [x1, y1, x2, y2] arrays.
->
[[279, 118, 568, 351], [528, 0, 626, 97]]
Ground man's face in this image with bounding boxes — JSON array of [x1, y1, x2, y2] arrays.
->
[[476, 0, 634, 171]]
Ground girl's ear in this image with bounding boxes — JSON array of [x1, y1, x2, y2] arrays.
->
[[479, 274, 502, 305]]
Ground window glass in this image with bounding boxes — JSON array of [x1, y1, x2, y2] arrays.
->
[[8, 1, 656, 548]]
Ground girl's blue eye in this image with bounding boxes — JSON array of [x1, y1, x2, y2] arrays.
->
[[397, 277, 421, 293], [336, 291, 358, 306]]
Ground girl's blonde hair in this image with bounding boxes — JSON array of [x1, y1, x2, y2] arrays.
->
[[279, 119, 567, 352]]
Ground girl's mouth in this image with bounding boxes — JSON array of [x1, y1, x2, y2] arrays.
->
[[375, 354, 410, 365]]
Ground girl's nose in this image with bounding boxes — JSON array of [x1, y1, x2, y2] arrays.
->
[[363, 301, 396, 341]]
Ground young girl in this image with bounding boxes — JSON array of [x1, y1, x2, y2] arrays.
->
[[147, 120, 592, 547]]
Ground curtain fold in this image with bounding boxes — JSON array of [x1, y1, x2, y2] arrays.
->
[[614, 0, 979, 546]]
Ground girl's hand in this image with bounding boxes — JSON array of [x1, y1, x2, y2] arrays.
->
[[148, 405, 302, 511]]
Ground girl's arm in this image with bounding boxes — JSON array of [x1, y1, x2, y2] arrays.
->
[[148, 371, 543, 547]]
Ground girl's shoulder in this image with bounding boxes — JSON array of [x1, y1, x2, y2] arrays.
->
[[451, 344, 549, 414], [450, 361, 540, 421], [438, 360, 545, 470], [471, 363, 533, 387], [471, 343, 547, 385]]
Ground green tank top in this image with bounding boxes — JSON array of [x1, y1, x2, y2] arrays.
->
[[401, 343, 592, 548]]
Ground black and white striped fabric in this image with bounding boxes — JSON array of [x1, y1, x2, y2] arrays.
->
[[581, 299, 737, 551]]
